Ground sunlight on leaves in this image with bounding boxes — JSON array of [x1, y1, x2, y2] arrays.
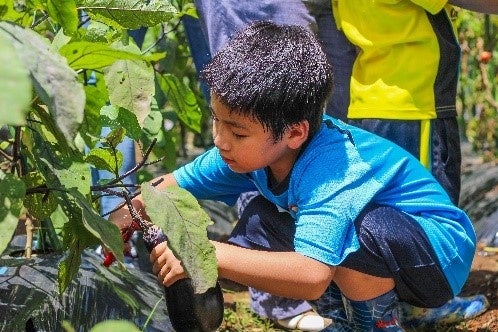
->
[[79, 0, 178, 30], [0, 31, 31, 126]]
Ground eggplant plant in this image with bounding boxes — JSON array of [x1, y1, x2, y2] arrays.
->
[[0, 0, 218, 307]]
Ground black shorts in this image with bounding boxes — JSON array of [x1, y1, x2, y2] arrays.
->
[[229, 195, 453, 308]]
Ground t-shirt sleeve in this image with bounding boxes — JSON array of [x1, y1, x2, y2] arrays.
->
[[173, 147, 257, 206]]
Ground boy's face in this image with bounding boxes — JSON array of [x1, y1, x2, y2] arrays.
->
[[211, 95, 300, 182]]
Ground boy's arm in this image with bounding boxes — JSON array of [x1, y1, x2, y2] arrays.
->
[[448, 0, 498, 14], [150, 240, 334, 300]]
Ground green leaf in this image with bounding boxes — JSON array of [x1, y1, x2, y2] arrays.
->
[[22, 172, 58, 220], [104, 43, 155, 126], [157, 73, 202, 133], [0, 31, 31, 126], [78, 0, 178, 30], [181, 3, 198, 19], [80, 84, 108, 147], [90, 320, 141, 332], [0, 21, 85, 142], [0, 171, 25, 255], [56, 189, 123, 293], [58, 220, 99, 294], [100, 105, 142, 140], [142, 109, 163, 136], [57, 161, 92, 195], [58, 225, 85, 293], [70, 189, 124, 262], [84, 147, 123, 173], [60, 41, 145, 70], [142, 183, 218, 293], [47, 0, 78, 36]]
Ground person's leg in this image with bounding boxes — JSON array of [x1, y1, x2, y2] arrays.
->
[[182, 14, 212, 104], [230, 194, 335, 331], [333, 204, 454, 331], [304, 0, 356, 121], [430, 117, 461, 205]]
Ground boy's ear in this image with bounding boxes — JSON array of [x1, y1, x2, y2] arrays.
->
[[286, 120, 309, 149]]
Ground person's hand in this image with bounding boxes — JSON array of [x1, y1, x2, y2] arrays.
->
[[150, 241, 187, 287], [109, 205, 135, 232]]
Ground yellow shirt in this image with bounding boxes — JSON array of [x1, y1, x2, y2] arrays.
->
[[332, 0, 460, 120]]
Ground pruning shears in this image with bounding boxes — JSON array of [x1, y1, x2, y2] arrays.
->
[[102, 220, 141, 267]]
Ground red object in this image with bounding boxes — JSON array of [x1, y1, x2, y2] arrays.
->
[[102, 221, 140, 267], [479, 51, 492, 64]]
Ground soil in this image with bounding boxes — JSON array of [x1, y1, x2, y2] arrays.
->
[[454, 246, 498, 331]]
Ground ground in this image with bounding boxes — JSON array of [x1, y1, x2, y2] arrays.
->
[[220, 247, 498, 331], [455, 245, 498, 331]]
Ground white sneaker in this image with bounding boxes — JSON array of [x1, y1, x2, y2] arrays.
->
[[277, 310, 333, 331]]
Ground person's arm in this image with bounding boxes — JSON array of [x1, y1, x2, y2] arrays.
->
[[449, 0, 498, 14], [150, 240, 334, 300]]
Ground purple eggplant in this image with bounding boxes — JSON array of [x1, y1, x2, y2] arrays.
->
[[140, 222, 224, 332]]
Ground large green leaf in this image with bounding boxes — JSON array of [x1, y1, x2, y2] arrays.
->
[[0, 21, 85, 142], [157, 73, 202, 133], [78, 0, 178, 30], [104, 43, 155, 126], [0, 171, 25, 255], [24, 120, 90, 197], [0, 31, 31, 126], [141, 183, 218, 294], [60, 41, 145, 70], [47, 0, 79, 36]]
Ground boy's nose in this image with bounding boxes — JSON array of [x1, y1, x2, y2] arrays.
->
[[213, 131, 230, 151]]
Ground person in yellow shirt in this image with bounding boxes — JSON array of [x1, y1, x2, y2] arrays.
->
[[331, 0, 498, 328]]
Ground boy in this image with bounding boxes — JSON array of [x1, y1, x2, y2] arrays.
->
[[112, 21, 476, 331]]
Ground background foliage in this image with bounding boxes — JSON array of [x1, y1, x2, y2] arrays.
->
[[456, 9, 498, 161], [0, 0, 216, 296]]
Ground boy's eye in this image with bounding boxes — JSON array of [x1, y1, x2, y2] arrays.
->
[[232, 132, 247, 139]]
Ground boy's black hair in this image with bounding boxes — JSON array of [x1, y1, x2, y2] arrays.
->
[[201, 20, 333, 142]]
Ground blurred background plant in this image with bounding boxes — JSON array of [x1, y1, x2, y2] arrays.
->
[[456, 9, 498, 161]]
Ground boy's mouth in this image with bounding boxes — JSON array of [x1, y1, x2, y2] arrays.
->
[[221, 155, 234, 164]]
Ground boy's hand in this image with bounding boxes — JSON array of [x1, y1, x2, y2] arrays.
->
[[150, 241, 187, 287]]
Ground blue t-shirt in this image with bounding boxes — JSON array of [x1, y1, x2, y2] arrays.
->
[[173, 116, 476, 295]]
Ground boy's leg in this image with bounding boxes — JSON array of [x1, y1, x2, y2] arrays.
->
[[336, 203, 486, 330], [230, 193, 336, 331]]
